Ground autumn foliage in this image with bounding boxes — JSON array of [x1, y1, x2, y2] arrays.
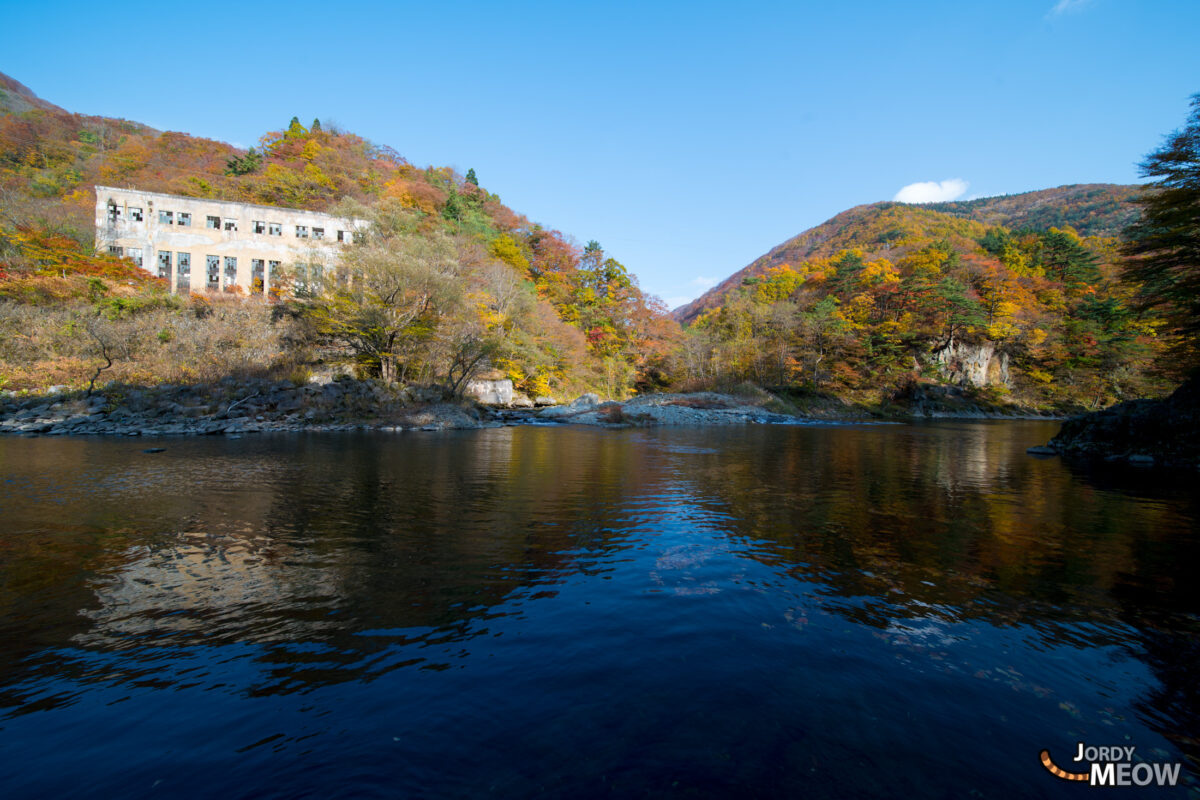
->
[[0, 74, 678, 396], [676, 202, 1171, 411]]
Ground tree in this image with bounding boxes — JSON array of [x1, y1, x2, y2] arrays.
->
[[286, 117, 308, 139], [1038, 227, 1100, 288], [224, 147, 263, 176], [465, 168, 478, 186], [1123, 93, 1200, 368], [310, 208, 461, 383], [442, 188, 464, 222]]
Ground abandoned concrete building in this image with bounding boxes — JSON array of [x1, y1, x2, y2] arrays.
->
[[94, 186, 365, 294]]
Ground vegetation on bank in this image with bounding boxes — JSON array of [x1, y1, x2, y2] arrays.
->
[[670, 211, 1172, 412], [0, 76, 676, 399], [1046, 94, 1200, 465], [0, 73, 1192, 418]]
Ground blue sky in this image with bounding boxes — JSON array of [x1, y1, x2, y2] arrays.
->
[[3, 0, 1197, 307]]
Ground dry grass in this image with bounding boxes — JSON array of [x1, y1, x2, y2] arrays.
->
[[0, 290, 311, 392]]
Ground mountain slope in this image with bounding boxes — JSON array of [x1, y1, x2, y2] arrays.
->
[[0, 74, 68, 114], [0, 73, 677, 396], [675, 184, 1139, 324]]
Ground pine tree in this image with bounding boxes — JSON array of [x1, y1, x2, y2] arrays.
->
[[465, 168, 478, 186], [1123, 93, 1200, 363]]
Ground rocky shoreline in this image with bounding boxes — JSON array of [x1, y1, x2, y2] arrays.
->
[[0, 378, 1067, 438], [0, 380, 836, 437], [1037, 376, 1200, 469]]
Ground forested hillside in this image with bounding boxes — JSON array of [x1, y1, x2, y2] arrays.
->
[[0, 73, 677, 396], [675, 185, 1139, 324], [670, 194, 1172, 412]]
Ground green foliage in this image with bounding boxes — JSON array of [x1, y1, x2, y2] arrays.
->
[[286, 117, 307, 139], [1122, 93, 1200, 372], [442, 188, 464, 222], [0, 80, 679, 397], [678, 203, 1168, 409], [224, 147, 263, 176], [1037, 228, 1100, 288]]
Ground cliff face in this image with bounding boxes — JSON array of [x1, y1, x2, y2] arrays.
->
[[930, 341, 1010, 389]]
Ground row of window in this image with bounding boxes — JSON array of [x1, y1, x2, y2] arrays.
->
[[151, 250, 285, 293], [108, 245, 327, 294], [107, 203, 354, 241]]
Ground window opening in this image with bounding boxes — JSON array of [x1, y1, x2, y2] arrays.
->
[[177, 252, 191, 293], [206, 255, 220, 290]]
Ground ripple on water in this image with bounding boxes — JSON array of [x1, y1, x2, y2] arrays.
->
[[0, 424, 1197, 798]]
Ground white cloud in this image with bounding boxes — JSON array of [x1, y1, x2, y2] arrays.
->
[[691, 276, 717, 289], [665, 296, 693, 310], [1049, 0, 1090, 15], [893, 178, 969, 204]]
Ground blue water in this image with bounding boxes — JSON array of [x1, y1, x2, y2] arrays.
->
[[0, 423, 1197, 798]]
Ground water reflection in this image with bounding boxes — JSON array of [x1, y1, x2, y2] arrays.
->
[[0, 423, 1197, 797]]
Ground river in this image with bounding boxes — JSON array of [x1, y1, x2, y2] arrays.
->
[[1, 422, 1197, 798]]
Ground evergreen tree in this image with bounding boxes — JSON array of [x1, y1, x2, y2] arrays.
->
[[311, 118, 322, 132], [1038, 228, 1100, 287], [224, 147, 263, 176], [442, 189, 464, 222], [286, 116, 307, 139], [1123, 93, 1200, 365], [465, 168, 478, 186]]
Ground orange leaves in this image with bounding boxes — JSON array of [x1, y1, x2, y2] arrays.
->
[[0, 223, 154, 286], [384, 179, 446, 216]]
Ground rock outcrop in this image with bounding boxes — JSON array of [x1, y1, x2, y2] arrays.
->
[[930, 340, 1010, 389], [0, 378, 498, 437], [1045, 376, 1200, 467]]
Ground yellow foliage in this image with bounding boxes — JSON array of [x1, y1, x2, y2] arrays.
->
[[300, 140, 323, 162], [858, 258, 900, 288], [986, 321, 1019, 340], [490, 234, 530, 274], [753, 265, 803, 303], [797, 258, 836, 283], [836, 293, 874, 326]]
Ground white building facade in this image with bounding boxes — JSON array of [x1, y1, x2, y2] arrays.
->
[[94, 185, 366, 295]]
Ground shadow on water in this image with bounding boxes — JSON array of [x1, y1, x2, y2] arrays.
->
[[0, 421, 1197, 798]]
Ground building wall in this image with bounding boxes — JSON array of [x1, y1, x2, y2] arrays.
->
[[93, 185, 365, 295]]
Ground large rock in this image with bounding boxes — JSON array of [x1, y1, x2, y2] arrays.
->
[[1046, 376, 1200, 467], [464, 378, 514, 406], [930, 340, 1010, 388]]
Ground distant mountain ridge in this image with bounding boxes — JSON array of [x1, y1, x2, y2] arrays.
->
[[0, 74, 67, 114], [674, 184, 1141, 323]]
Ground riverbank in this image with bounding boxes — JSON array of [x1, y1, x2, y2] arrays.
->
[[0, 378, 1067, 437], [1041, 376, 1200, 469], [0, 378, 491, 437]]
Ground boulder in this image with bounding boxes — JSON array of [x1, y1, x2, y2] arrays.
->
[[464, 378, 514, 406]]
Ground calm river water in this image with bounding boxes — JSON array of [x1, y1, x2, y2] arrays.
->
[[1, 422, 1197, 798]]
